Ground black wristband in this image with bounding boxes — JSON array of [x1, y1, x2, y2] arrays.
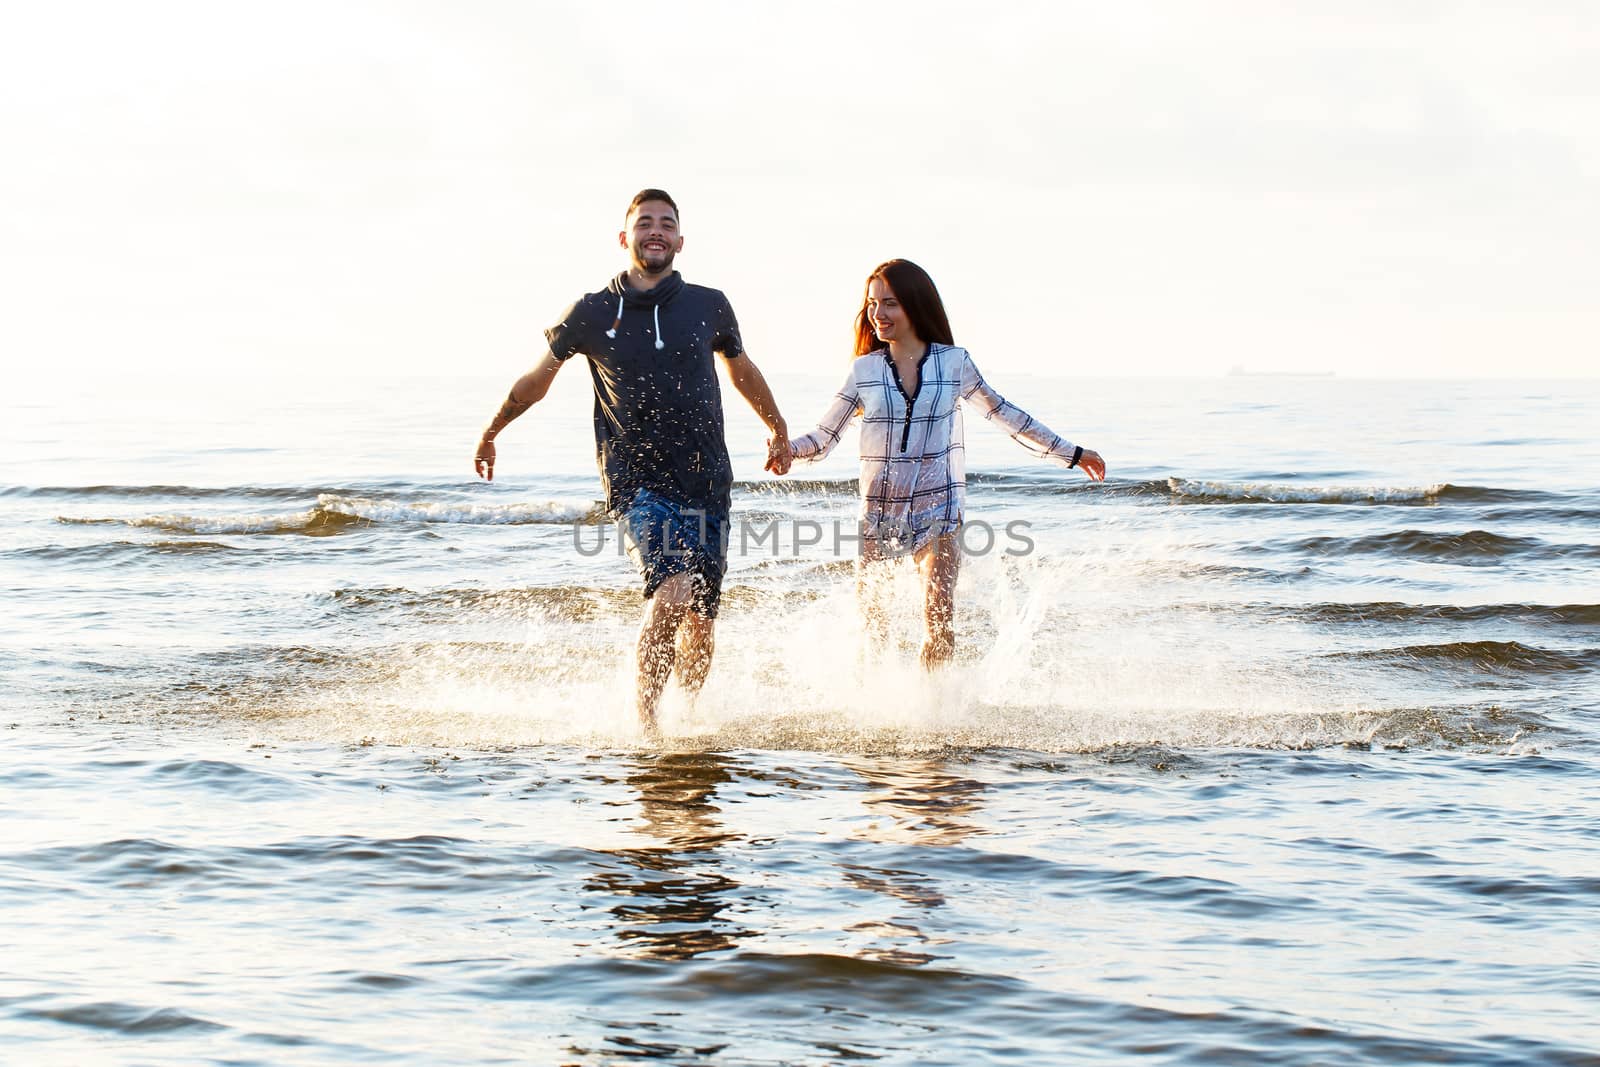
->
[[1070, 445, 1084, 468]]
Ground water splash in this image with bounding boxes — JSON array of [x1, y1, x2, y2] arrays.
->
[[196, 548, 1499, 754]]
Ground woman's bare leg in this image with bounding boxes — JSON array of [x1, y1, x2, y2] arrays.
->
[[916, 534, 960, 670], [856, 559, 891, 654]]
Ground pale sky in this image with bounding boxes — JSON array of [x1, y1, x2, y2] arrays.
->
[[2, 0, 1596, 383]]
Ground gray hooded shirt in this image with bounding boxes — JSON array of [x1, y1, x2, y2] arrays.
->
[[545, 271, 743, 514]]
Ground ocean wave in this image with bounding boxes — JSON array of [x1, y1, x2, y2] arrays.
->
[[314, 494, 601, 526], [8, 540, 245, 562], [1260, 601, 1600, 627], [18, 999, 225, 1036], [1166, 478, 1451, 504], [1286, 531, 1574, 563], [58, 511, 333, 535], [1158, 479, 1577, 506], [7, 481, 422, 501], [55, 494, 604, 536], [1479, 505, 1600, 525], [1339, 640, 1600, 674], [1282, 529, 1597, 562]]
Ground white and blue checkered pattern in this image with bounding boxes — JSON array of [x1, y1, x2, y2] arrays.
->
[[790, 345, 1079, 557]]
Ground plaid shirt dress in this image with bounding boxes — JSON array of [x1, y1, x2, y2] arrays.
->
[[790, 344, 1080, 559]]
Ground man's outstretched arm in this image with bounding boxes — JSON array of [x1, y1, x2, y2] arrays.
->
[[722, 353, 792, 474], [475, 350, 564, 481]]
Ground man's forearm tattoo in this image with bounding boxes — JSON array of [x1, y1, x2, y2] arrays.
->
[[487, 389, 532, 437]]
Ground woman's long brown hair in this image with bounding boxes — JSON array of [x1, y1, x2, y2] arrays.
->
[[852, 259, 955, 356]]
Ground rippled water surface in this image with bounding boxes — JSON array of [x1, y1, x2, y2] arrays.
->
[[4, 374, 1598, 1064]]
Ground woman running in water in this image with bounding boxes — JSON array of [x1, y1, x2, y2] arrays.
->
[[777, 259, 1105, 668]]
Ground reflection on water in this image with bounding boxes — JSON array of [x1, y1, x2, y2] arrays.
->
[[584, 753, 750, 960], [847, 757, 987, 850], [839, 759, 988, 967]]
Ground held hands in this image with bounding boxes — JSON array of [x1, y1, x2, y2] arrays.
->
[[1076, 449, 1106, 482], [764, 436, 793, 476], [474, 437, 496, 481]]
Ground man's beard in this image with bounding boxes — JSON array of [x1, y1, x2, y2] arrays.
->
[[633, 246, 676, 275]]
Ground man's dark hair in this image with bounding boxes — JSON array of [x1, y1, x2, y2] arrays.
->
[[626, 188, 679, 223]]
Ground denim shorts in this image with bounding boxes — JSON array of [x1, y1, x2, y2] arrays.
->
[[617, 488, 730, 617]]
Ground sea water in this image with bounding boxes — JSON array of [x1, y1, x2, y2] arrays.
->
[[3, 373, 1597, 1064]]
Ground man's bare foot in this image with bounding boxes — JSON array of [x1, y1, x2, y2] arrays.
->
[[918, 640, 954, 671]]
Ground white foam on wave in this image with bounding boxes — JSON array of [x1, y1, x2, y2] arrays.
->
[[57, 494, 601, 535], [315, 494, 597, 525], [58, 510, 321, 534], [1167, 478, 1447, 504]]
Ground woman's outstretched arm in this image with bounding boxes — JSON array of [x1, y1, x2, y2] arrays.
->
[[788, 366, 862, 466], [959, 353, 1105, 480]]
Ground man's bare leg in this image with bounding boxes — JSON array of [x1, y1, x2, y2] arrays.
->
[[675, 609, 716, 696], [637, 571, 696, 732], [916, 534, 960, 670]]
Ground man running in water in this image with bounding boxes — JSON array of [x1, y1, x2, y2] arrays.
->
[[474, 189, 791, 732]]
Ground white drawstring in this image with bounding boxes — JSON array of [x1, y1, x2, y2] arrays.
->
[[605, 295, 666, 350]]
